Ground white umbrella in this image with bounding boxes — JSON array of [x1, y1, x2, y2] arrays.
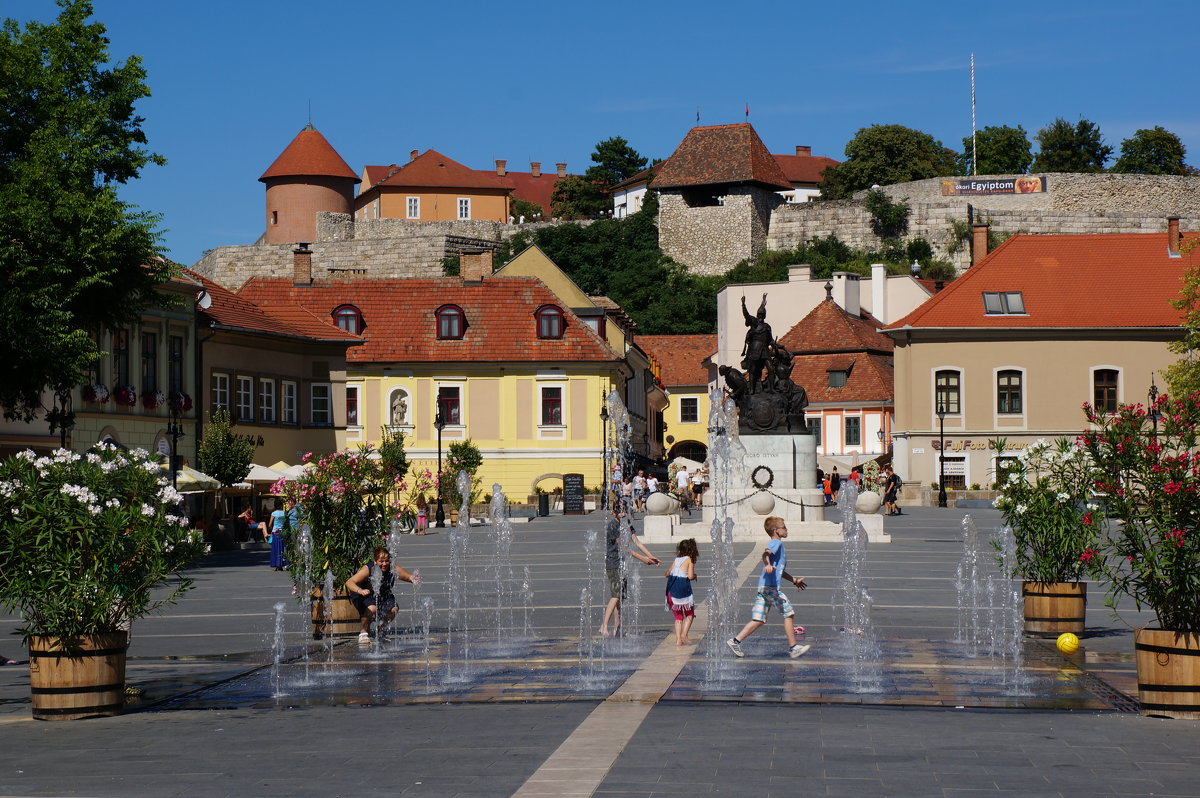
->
[[243, 463, 285, 483], [280, 463, 310, 480], [669, 456, 704, 472], [171, 465, 220, 491]]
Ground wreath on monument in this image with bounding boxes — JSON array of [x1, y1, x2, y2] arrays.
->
[[750, 465, 774, 490]]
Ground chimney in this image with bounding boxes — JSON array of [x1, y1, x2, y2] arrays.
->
[[787, 264, 812, 283], [832, 271, 861, 317], [530, 161, 541, 178], [1168, 216, 1181, 256], [555, 162, 567, 178], [495, 159, 507, 177], [972, 223, 990, 266], [871, 263, 888, 325], [293, 243, 312, 286], [409, 149, 419, 161], [795, 145, 811, 157], [460, 250, 492, 283]]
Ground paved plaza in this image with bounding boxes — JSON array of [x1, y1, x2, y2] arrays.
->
[[1, 506, 1197, 797]]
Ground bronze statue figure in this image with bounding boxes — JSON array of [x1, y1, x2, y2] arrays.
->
[[740, 294, 773, 395]]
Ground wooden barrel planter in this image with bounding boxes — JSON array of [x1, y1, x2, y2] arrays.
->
[[1022, 581, 1087, 637], [28, 632, 129, 721], [1135, 628, 1200, 719], [310, 588, 360, 639]]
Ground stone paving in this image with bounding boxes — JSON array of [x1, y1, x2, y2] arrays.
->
[[0, 506, 1195, 797]]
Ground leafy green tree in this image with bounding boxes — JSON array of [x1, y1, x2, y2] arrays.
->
[[1164, 249, 1200, 396], [0, 1, 170, 425], [864, 189, 910, 238], [584, 136, 648, 185], [442, 439, 484, 511], [957, 125, 1033, 174], [1111, 126, 1190, 175], [550, 174, 608, 219], [1032, 118, 1112, 173], [197, 408, 255, 489], [818, 124, 958, 199], [511, 197, 544, 222]]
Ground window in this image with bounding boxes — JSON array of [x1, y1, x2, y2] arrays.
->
[[437, 386, 461, 425], [282, 381, 297, 425], [311, 383, 331, 426], [997, 370, 1023, 414], [436, 305, 466, 339], [346, 384, 359, 427], [168, 335, 184, 395], [940, 456, 967, 490], [140, 332, 157, 396], [1094, 369, 1119, 414], [271, 211, 278, 225], [535, 305, 565, 339], [828, 370, 848, 388], [935, 370, 961, 414], [844, 416, 861, 447], [236, 376, 253, 422], [259, 379, 276, 424], [541, 386, 562, 425], [457, 198, 471, 220], [582, 315, 607, 340], [112, 329, 130, 387], [982, 291, 1026, 315], [679, 397, 699, 424], [406, 197, 420, 219], [808, 417, 822, 447], [333, 305, 364, 334], [212, 372, 230, 414]]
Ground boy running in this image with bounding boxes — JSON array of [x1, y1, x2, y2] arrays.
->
[[727, 516, 810, 659]]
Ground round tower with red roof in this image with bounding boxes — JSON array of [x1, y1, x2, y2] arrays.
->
[[259, 125, 360, 244]]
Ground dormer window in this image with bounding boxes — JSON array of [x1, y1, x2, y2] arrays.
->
[[333, 304, 364, 334], [436, 304, 466, 340], [982, 291, 1025, 315], [535, 304, 565, 339]]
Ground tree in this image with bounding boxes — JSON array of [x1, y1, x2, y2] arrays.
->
[[442, 438, 484, 511], [1164, 248, 1200, 396], [1111, 126, 1191, 175], [818, 124, 958, 199], [0, 1, 170, 425], [197, 408, 255, 489], [956, 125, 1033, 175], [550, 174, 608, 219], [511, 197, 544, 222], [584, 136, 648, 185], [1032, 118, 1111, 173]]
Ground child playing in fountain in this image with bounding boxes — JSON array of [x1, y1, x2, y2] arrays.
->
[[726, 516, 811, 659], [600, 502, 660, 637], [665, 538, 698, 645], [346, 546, 421, 643]]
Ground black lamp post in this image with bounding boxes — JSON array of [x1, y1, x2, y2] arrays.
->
[[434, 408, 446, 528], [167, 398, 186, 491], [47, 388, 74, 449], [876, 428, 884, 453], [936, 402, 948, 508], [1148, 377, 1160, 440], [600, 404, 610, 510]]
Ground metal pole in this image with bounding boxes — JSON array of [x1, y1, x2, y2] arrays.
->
[[435, 409, 445, 528], [937, 404, 948, 508]]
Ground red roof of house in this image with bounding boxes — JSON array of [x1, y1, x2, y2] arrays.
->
[[363, 150, 513, 192], [185, 269, 360, 343], [236, 277, 621, 364], [259, 126, 359, 183], [775, 300, 893, 404], [883, 232, 1198, 331], [773, 153, 840, 185], [778, 299, 893, 355], [652, 124, 792, 190], [791, 352, 894, 404], [637, 335, 716, 386], [502, 169, 566, 216]]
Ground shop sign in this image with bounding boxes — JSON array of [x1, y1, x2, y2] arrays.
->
[[932, 439, 1031, 452], [940, 176, 1047, 196]]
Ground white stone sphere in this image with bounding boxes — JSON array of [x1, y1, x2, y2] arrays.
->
[[645, 492, 678, 515], [856, 490, 883, 514], [749, 491, 775, 515]]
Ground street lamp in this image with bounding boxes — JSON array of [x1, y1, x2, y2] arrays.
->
[[936, 402, 948, 508], [434, 408, 446, 528], [1148, 376, 1160, 440], [876, 428, 884, 453], [167, 397, 186, 491], [600, 403, 610, 510]]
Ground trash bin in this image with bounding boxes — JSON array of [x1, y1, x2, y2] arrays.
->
[[538, 494, 550, 517]]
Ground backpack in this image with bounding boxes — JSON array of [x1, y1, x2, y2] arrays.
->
[[892, 474, 903, 490]]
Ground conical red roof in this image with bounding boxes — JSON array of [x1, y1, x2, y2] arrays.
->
[[259, 125, 359, 183], [652, 123, 791, 190]]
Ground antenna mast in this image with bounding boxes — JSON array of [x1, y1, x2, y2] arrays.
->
[[970, 54, 977, 176]]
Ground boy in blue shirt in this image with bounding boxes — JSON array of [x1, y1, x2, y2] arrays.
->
[[727, 516, 811, 659]]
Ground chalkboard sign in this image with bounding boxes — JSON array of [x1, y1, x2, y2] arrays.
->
[[562, 472, 585, 515]]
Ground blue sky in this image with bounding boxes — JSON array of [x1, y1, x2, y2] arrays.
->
[[18, 0, 1200, 266]]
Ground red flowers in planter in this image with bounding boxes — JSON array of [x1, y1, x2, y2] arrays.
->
[[168, 392, 193, 413], [142, 390, 165, 410], [113, 386, 137, 407], [81, 384, 109, 404]]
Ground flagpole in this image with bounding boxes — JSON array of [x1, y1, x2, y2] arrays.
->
[[971, 53, 977, 176]]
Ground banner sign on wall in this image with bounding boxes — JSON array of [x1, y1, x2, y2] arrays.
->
[[940, 176, 1047, 196]]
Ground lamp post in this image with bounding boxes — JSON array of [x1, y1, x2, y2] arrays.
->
[[434, 408, 446, 528], [936, 402, 948, 508], [167, 398, 186, 491], [600, 404, 610, 510], [1148, 377, 1160, 441], [876, 428, 884, 454]]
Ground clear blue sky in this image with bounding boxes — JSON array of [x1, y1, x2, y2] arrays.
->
[[18, 0, 1200, 266]]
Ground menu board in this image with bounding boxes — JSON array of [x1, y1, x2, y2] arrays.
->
[[562, 472, 585, 515]]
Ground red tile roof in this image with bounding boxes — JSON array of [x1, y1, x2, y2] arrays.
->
[[883, 233, 1198, 331], [259, 126, 359, 183], [778, 299, 893, 355], [652, 124, 792, 191], [502, 169, 566, 216], [236, 277, 621, 364], [185, 269, 361, 342], [364, 150, 513, 191], [772, 153, 840, 185], [774, 300, 893, 404], [637, 335, 716, 386], [792, 352, 894, 404]]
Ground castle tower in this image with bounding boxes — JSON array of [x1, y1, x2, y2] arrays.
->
[[259, 125, 359, 244]]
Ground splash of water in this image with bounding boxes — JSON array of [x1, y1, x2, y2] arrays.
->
[[420, 596, 434, 693], [521, 565, 534, 638], [578, 529, 602, 682], [489, 485, 516, 648], [295, 523, 313, 682], [271, 600, 287, 698], [323, 568, 336, 667], [831, 481, 882, 692], [956, 516, 1026, 691], [703, 389, 744, 685], [444, 470, 473, 682]]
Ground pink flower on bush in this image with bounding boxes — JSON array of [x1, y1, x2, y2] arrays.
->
[[1081, 512, 1093, 525], [1164, 481, 1183, 495], [1079, 548, 1097, 564]]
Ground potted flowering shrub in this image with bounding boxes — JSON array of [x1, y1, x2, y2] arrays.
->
[[857, 461, 884, 514], [0, 445, 207, 720], [992, 437, 1102, 637], [113, 385, 137, 407], [1082, 392, 1200, 718], [81, 384, 109, 404], [141, 389, 165, 411]]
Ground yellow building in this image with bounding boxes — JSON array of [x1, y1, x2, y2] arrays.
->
[[635, 335, 716, 464], [354, 149, 511, 223], [238, 257, 628, 499]]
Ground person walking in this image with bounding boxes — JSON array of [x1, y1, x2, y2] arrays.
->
[[883, 466, 903, 516], [632, 470, 647, 513], [600, 503, 660, 637], [726, 516, 810, 659], [665, 538, 698, 646], [830, 467, 841, 501]]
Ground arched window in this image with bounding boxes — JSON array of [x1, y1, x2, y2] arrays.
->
[[535, 304, 565, 339], [332, 305, 364, 334], [436, 305, 466, 340]]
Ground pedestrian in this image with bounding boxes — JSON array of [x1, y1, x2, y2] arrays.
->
[[415, 494, 428, 533], [345, 546, 421, 643], [632, 470, 647, 513], [691, 468, 705, 504], [849, 468, 861, 488], [621, 477, 634, 509], [816, 467, 825, 491], [268, 498, 291, 571], [646, 473, 659, 496], [822, 476, 833, 505], [830, 467, 841, 499], [675, 465, 691, 516], [665, 538, 698, 646], [883, 466, 903, 516], [600, 502, 660, 637], [726, 516, 810, 659]]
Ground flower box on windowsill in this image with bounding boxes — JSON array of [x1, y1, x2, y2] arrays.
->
[[113, 386, 137, 407], [142, 390, 166, 411], [81, 384, 109, 404]]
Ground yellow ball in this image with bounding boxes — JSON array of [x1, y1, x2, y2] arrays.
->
[[1056, 632, 1080, 655]]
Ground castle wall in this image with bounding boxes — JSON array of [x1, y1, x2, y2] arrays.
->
[[658, 187, 782, 275]]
